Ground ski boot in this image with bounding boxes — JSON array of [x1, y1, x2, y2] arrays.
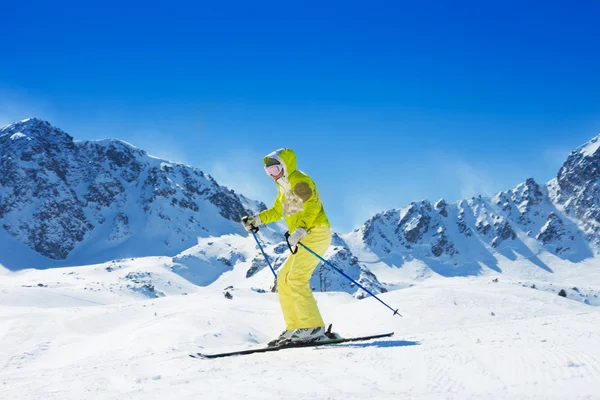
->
[[268, 329, 294, 347]]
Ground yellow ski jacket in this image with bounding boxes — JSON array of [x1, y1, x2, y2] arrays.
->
[[258, 148, 330, 233]]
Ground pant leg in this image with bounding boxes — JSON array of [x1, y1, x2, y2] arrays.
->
[[277, 255, 300, 330], [286, 226, 332, 329]]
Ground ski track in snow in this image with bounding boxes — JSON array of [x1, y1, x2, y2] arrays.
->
[[2, 267, 600, 400]]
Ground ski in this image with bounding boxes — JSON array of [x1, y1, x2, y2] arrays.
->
[[190, 332, 394, 359]]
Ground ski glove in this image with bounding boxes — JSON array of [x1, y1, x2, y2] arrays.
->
[[287, 228, 307, 250], [242, 215, 261, 232]]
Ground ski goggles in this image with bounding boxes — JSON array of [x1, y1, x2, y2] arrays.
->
[[264, 164, 283, 177]]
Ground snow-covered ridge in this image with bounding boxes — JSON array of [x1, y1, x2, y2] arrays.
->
[[577, 133, 600, 157], [0, 119, 267, 269], [339, 133, 600, 286], [344, 177, 595, 279]]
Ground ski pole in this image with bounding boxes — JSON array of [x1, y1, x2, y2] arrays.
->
[[285, 232, 401, 317], [243, 217, 277, 278]]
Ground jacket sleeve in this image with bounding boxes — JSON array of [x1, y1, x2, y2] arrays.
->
[[258, 190, 283, 224], [294, 179, 321, 230]]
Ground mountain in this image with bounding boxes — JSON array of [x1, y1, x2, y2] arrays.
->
[[0, 118, 390, 298], [0, 119, 266, 269], [338, 135, 600, 285], [175, 133, 600, 299], [551, 135, 600, 248], [0, 118, 385, 298], [2, 118, 600, 300]]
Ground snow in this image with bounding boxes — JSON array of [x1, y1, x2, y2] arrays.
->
[[1, 264, 600, 399], [579, 135, 600, 157], [9, 132, 27, 140], [91, 137, 140, 149]]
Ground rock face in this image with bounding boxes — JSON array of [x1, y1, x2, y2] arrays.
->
[[551, 134, 600, 248], [536, 213, 567, 250], [0, 119, 265, 264]]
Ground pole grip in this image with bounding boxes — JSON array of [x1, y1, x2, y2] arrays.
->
[[284, 231, 299, 254], [242, 216, 259, 233]]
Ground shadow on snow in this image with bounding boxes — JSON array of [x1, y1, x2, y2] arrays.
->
[[319, 340, 421, 350]]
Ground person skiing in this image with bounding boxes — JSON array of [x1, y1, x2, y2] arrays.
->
[[242, 148, 338, 346]]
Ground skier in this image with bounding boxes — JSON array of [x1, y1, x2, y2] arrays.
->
[[242, 148, 340, 346]]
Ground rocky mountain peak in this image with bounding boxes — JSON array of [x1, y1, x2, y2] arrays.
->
[[0, 118, 76, 156], [1, 118, 72, 140], [349, 134, 600, 276], [0, 119, 265, 267], [557, 136, 600, 189], [551, 134, 600, 246]]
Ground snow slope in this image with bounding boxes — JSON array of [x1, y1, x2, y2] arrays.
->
[[2, 264, 600, 400]]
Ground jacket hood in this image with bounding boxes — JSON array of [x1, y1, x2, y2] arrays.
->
[[263, 148, 297, 177]]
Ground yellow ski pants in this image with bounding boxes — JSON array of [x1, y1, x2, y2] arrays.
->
[[278, 226, 332, 330]]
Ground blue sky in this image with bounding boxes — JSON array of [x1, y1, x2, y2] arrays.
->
[[1, 0, 599, 232]]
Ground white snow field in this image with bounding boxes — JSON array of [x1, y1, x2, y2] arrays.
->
[[2, 261, 600, 400]]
